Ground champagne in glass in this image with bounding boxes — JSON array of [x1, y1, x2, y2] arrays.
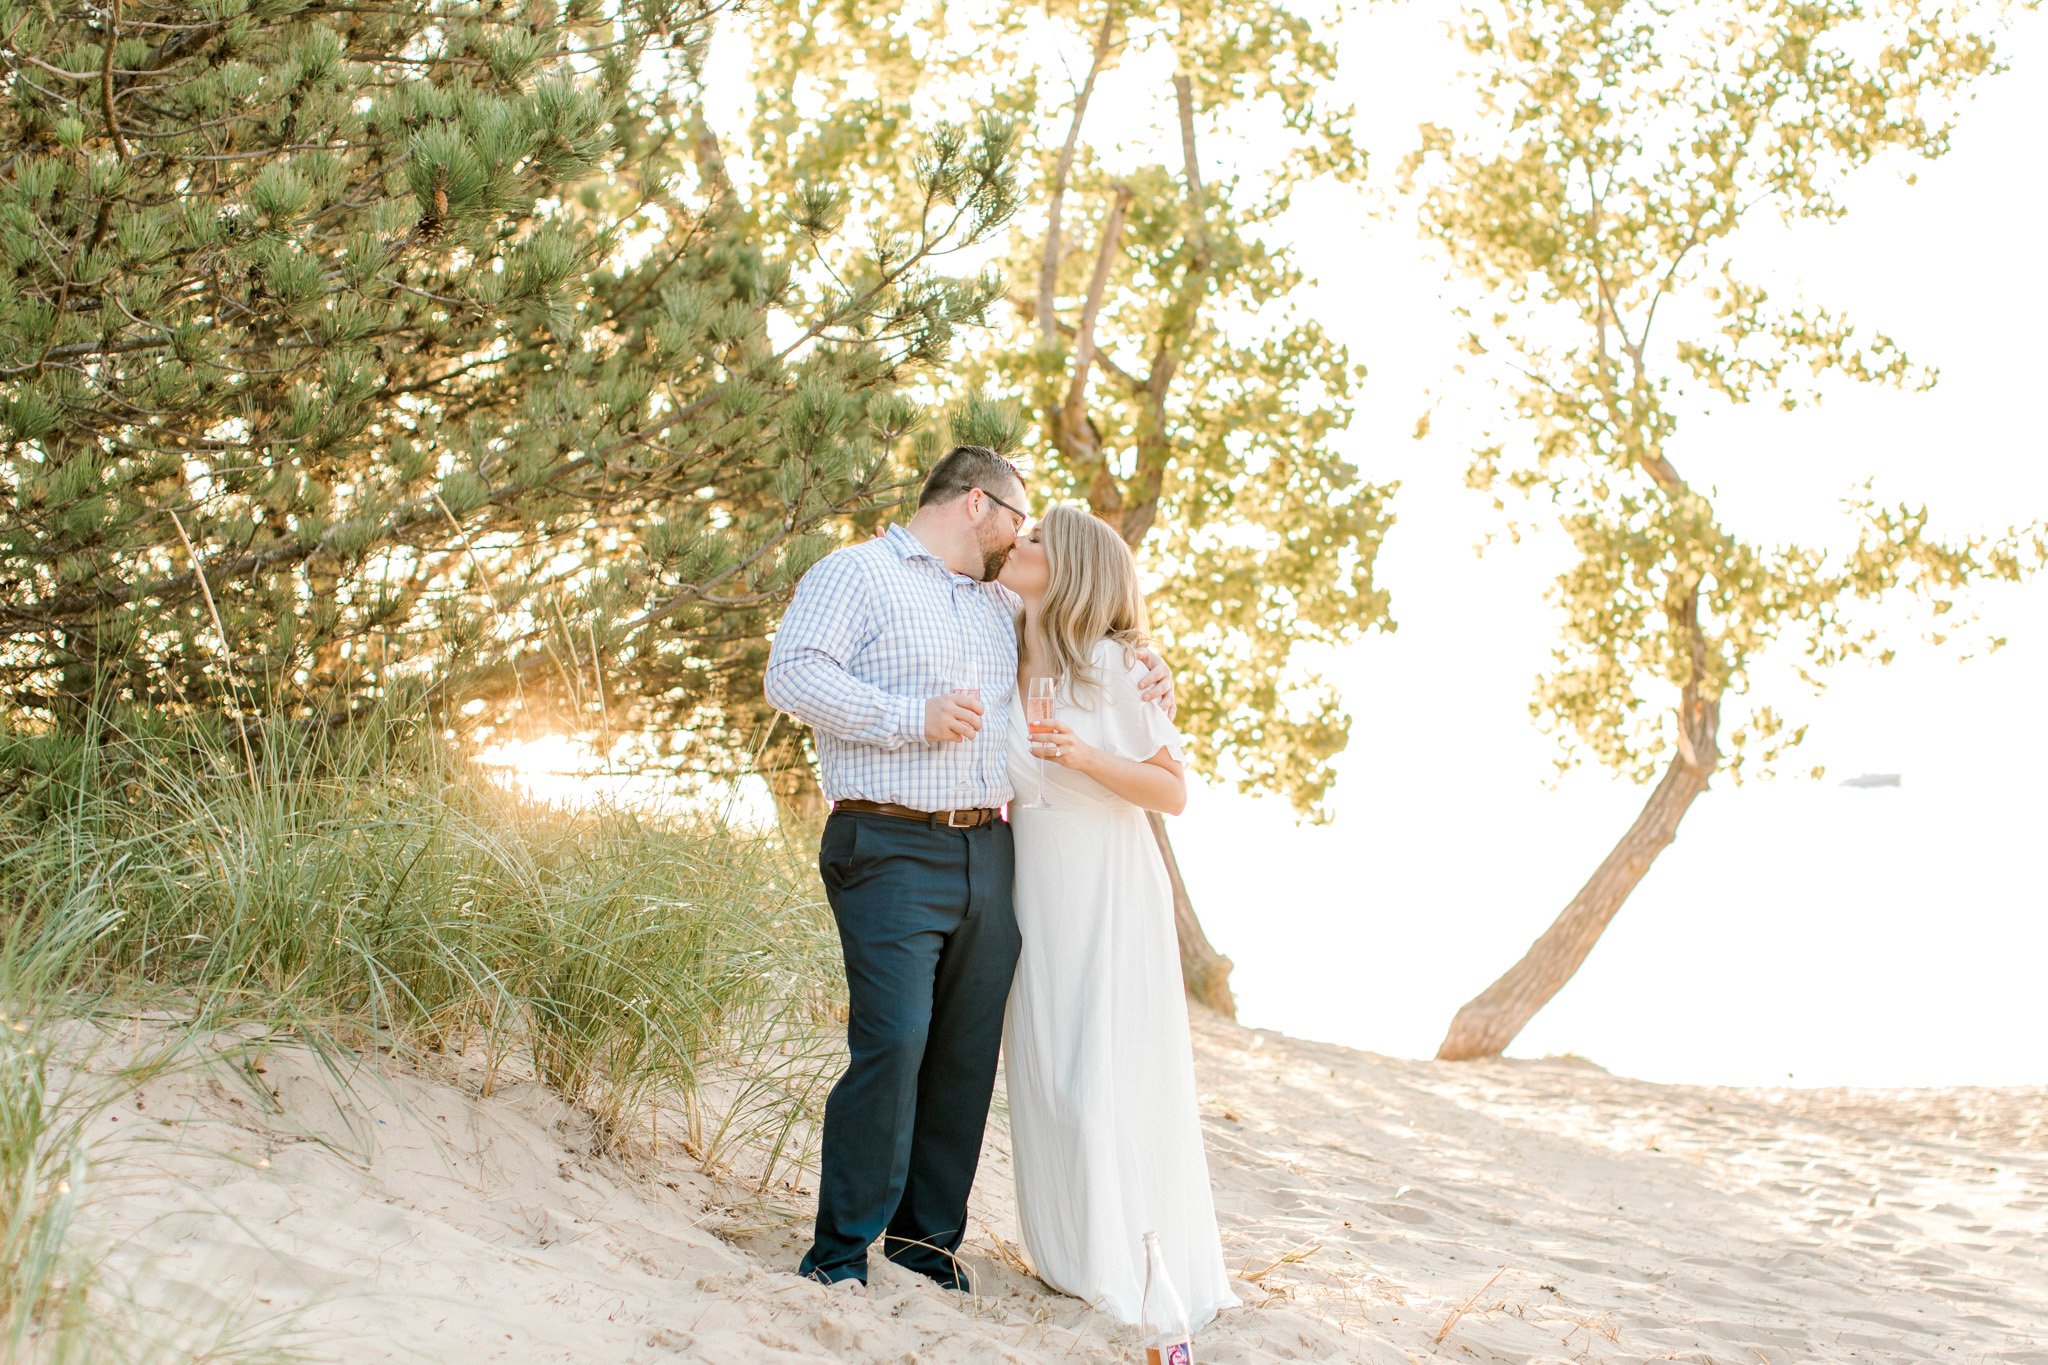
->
[[1018, 675, 1057, 810]]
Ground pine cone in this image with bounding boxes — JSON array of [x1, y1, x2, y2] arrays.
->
[[416, 185, 450, 241]]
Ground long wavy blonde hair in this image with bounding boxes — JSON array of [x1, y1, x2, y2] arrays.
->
[[1034, 504, 1150, 696]]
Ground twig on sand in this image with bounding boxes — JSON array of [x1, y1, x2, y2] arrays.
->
[[1241, 1242, 1323, 1283], [1435, 1265, 1508, 1344]]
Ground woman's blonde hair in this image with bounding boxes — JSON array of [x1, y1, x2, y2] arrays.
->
[[1035, 504, 1150, 696]]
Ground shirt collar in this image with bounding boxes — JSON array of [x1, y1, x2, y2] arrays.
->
[[888, 523, 985, 588], [885, 523, 944, 565], [886, 523, 1018, 610]]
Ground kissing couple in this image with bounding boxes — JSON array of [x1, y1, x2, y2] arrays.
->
[[764, 444, 1239, 1328]]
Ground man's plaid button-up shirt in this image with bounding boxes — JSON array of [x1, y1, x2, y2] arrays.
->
[[765, 524, 1019, 810]]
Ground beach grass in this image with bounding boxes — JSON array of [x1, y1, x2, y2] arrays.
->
[[0, 700, 846, 1359], [1, 915, 99, 1362]]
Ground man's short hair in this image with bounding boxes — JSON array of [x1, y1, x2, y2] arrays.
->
[[918, 445, 1022, 510]]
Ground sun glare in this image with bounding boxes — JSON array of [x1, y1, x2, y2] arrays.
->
[[471, 734, 781, 829], [471, 735, 609, 809]]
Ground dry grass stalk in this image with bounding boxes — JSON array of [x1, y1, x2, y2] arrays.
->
[[1241, 1241, 1322, 1284], [1435, 1265, 1509, 1345], [1560, 1309, 1623, 1345], [987, 1230, 1035, 1278]]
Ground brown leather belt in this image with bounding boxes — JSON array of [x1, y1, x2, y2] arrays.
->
[[833, 799, 1003, 829]]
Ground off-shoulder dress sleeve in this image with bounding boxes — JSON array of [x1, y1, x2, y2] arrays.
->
[[1092, 640, 1188, 764]]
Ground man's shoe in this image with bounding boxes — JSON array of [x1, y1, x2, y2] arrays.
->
[[826, 1277, 868, 1298]]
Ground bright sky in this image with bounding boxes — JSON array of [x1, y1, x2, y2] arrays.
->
[[489, 5, 2048, 1091]]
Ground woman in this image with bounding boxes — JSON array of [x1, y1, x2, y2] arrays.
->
[[996, 504, 1240, 1329]]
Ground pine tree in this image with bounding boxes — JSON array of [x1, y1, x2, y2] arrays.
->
[[0, 2, 1019, 751]]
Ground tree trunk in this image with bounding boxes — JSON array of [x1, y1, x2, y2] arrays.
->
[[1149, 810, 1235, 1017], [1034, 57, 1235, 1021], [1437, 652, 1721, 1060]]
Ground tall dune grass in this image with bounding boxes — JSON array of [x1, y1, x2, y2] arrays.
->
[[1, 912, 102, 1362], [0, 700, 847, 1356]]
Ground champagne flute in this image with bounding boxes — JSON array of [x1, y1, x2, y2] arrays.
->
[[941, 594, 990, 806], [936, 667, 982, 804], [1017, 675, 1057, 810]]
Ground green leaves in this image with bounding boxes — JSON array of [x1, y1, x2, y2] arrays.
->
[[729, 0, 1388, 814], [1416, 0, 2042, 782], [1678, 267, 1933, 407]]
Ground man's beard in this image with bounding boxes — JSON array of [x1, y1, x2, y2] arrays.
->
[[977, 527, 1013, 582]]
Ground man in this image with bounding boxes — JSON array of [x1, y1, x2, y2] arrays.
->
[[764, 445, 1170, 1293]]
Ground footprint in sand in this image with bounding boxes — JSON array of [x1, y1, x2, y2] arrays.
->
[[1368, 1201, 1434, 1225], [1684, 1320, 1810, 1351], [1839, 1309, 1938, 1334], [1898, 1252, 1967, 1273]]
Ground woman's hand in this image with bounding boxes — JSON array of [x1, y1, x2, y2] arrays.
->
[[1027, 719, 1098, 772]]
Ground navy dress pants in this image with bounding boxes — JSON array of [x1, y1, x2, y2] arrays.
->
[[799, 809, 1020, 1288]]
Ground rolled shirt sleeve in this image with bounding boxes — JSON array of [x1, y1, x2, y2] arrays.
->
[[765, 551, 928, 750]]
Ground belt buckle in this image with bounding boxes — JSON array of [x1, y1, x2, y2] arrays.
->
[[943, 808, 975, 829]]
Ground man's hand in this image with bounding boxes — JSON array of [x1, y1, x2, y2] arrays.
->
[[925, 691, 984, 743], [1133, 646, 1177, 720]]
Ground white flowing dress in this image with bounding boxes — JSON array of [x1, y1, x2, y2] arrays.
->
[[1002, 638, 1240, 1328]]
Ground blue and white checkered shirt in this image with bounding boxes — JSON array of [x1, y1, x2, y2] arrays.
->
[[765, 524, 1019, 810]]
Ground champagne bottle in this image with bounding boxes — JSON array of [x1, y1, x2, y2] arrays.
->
[[1139, 1231, 1193, 1365]]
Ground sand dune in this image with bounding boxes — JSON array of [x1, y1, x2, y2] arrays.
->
[[62, 1011, 2047, 1363]]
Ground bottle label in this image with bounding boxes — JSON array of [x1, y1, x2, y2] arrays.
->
[[1145, 1343, 1192, 1365]]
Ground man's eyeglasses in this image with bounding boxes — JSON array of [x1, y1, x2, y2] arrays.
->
[[977, 487, 1029, 530]]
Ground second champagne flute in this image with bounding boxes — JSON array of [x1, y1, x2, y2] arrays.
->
[[1018, 675, 1058, 810]]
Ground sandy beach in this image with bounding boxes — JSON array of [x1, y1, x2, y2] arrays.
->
[[61, 1010, 2047, 1363]]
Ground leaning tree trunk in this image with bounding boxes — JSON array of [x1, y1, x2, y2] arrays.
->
[[1437, 621, 1722, 1060], [1031, 37, 1236, 1018], [1149, 811, 1236, 1017]]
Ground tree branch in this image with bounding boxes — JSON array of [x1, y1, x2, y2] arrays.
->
[[1007, 293, 1144, 394], [101, 0, 131, 160], [1040, 7, 1120, 350], [688, 101, 733, 199], [1060, 182, 1133, 448], [1173, 72, 1209, 269], [1115, 71, 1218, 544]]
